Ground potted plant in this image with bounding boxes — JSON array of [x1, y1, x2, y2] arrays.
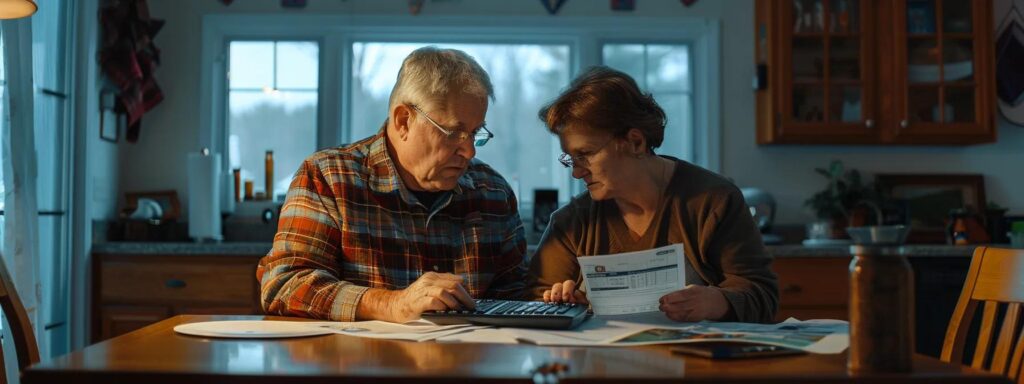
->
[[805, 160, 880, 239]]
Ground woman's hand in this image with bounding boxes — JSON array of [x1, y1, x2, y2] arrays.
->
[[658, 285, 730, 322], [542, 279, 589, 304]]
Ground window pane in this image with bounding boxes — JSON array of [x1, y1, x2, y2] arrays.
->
[[603, 43, 694, 162], [276, 42, 319, 89], [655, 93, 693, 162], [602, 44, 645, 86], [228, 40, 319, 200], [230, 42, 274, 89], [646, 45, 689, 92], [350, 43, 572, 204]]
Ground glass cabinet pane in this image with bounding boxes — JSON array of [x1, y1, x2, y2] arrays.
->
[[793, 85, 825, 121], [943, 39, 974, 82], [831, 0, 859, 34], [829, 37, 861, 81], [906, 0, 937, 35], [941, 0, 972, 33], [792, 37, 824, 81], [907, 39, 939, 83], [945, 86, 975, 123], [830, 86, 862, 122], [908, 86, 940, 122], [793, 0, 825, 33]]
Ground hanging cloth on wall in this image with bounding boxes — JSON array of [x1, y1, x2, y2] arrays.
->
[[99, 0, 165, 142], [996, 0, 1024, 125]]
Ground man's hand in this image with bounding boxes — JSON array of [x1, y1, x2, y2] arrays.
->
[[658, 285, 729, 322], [390, 272, 475, 322], [542, 279, 589, 305], [358, 272, 475, 323]]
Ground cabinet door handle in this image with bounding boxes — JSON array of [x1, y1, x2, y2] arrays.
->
[[782, 284, 802, 294], [165, 279, 187, 289], [864, 119, 874, 128], [900, 119, 909, 129]]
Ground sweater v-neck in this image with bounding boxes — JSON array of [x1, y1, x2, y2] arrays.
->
[[606, 163, 677, 251]]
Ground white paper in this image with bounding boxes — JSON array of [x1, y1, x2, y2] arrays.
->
[[578, 243, 686, 315], [311, 320, 487, 342], [475, 317, 849, 354]]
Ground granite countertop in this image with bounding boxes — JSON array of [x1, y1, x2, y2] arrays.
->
[[93, 241, 983, 258], [92, 242, 272, 256], [766, 244, 981, 258]]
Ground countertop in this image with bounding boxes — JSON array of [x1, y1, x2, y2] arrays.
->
[[92, 241, 984, 257], [92, 241, 272, 255]]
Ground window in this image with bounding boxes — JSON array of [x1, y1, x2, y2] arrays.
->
[[603, 44, 693, 162], [203, 16, 720, 208], [228, 41, 319, 200], [351, 43, 572, 204]]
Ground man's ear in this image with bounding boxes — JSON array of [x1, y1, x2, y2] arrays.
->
[[625, 128, 648, 155], [391, 104, 413, 141]]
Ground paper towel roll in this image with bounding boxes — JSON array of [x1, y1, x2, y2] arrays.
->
[[187, 151, 222, 241]]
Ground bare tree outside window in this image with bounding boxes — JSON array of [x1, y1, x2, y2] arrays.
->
[[228, 41, 319, 200]]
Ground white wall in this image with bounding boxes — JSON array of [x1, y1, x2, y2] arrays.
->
[[126, 0, 1023, 226]]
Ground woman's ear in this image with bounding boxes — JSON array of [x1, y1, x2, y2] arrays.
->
[[391, 104, 413, 141], [625, 128, 648, 155]]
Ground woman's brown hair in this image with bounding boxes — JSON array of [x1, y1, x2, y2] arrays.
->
[[538, 66, 666, 152]]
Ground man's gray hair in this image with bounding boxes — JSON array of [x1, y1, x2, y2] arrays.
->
[[388, 46, 495, 112]]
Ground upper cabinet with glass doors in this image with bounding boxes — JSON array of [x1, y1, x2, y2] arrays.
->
[[756, 0, 995, 145]]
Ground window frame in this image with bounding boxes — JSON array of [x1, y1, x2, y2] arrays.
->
[[199, 15, 722, 195]]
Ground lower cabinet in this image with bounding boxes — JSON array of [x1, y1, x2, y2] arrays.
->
[[773, 257, 851, 322], [92, 253, 264, 342], [772, 254, 972, 358]]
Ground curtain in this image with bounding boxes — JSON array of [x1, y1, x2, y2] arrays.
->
[[1, 17, 42, 337]]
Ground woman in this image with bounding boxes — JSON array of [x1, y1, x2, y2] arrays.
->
[[527, 66, 778, 323]]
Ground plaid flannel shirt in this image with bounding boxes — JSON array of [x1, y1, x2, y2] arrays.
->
[[256, 129, 528, 321]]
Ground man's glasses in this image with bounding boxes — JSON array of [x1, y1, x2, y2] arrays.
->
[[558, 137, 616, 168], [410, 104, 493, 147]]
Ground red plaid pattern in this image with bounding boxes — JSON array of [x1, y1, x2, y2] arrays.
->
[[257, 130, 527, 321]]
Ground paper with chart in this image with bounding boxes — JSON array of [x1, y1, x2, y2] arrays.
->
[[578, 243, 686, 315]]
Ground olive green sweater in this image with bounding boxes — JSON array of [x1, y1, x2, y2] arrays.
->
[[526, 158, 779, 323]]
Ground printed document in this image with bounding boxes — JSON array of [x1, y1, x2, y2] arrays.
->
[[578, 243, 686, 315]]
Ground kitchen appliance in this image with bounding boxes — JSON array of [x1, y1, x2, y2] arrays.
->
[[741, 187, 782, 245]]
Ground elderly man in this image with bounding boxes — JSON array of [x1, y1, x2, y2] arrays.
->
[[257, 47, 527, 323]]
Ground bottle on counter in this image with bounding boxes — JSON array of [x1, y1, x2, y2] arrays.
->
[[265, 150, 274, 201], [244, 179, 254, 201], [233, 168, 241, 202]]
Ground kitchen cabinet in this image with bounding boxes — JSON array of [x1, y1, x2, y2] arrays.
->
[[92, 253, 263, 342], [774, 257, 850, 321], [755, 0, 995, 144], [771, 250, 974, 358]]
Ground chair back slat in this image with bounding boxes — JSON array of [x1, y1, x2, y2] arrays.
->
[[942, 246, 1024, 382], [1011, 326, 1024, 383], [972, 301, 1000, 369], [993, 303, 1022, 374], [0, 256, 40, 379]]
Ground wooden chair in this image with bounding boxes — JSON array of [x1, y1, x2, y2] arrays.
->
[[942, 246, 1024, 383], [0, 254, 40, 384]]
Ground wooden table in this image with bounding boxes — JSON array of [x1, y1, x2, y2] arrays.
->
[[23, 315, 1009, 384]]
